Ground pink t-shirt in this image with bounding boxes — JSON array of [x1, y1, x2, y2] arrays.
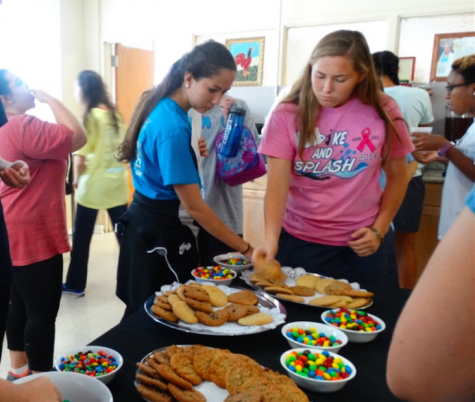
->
[[0, 115, 73, 266], [260, 94, 414, 246]]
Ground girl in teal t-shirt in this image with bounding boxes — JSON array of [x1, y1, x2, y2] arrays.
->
[[116, 41, 254, 317]]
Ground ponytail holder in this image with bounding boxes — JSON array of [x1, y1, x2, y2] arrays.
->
[[241, 243, 251, 255]]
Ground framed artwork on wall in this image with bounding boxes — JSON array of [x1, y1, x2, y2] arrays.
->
[[431, 32, 475, 81], [225, 37, 265, 86], [398, 57, 415, 83]]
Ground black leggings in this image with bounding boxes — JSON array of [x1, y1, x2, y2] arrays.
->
[[7, 254, 63, 371], [0, 284, 10, 364]]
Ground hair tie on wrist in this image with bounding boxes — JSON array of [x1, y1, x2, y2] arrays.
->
[[369, 227, 384, 242], [241, 242, 251, 254]]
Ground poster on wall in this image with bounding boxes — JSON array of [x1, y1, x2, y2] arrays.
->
[[225, 37, 265, 86], [431, 32, 475, 81]]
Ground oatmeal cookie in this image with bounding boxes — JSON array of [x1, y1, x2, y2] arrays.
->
[[170, 353, 202, 385], [228, 290, 258, 306], [193, 348, 219, 378], [167, 383, 206, 402], [135, 372, 168, 392], [151, 305, 179, 322], [289, 286, 315, 296], [225, 361, 264, 395], [155, 364, 193, 390], [136, 383, 172, 402], [136, 362, 161, 379], [224, 391, 263, 402], [154, 351, 170, 365]]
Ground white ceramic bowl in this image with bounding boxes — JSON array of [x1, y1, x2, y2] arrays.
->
[[321, 309, 386, 343], [191, 267, 237, 287], [213, 253, 252, 273], [54, 345, 123, 384], [280, 348, 356, 393], [281, 321, 348, 353], [15, 371, 113, 402]]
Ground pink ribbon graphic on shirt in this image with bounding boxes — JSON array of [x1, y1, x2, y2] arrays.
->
[[357, 127, 376, 152]]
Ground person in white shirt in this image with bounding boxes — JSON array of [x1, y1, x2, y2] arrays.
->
[[411, 54, 475, 240], [372, 51, 434, 289]]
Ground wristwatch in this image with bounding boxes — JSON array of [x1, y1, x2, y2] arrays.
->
[[437, 141, 456, 157]]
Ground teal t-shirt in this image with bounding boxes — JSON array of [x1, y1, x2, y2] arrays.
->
[[131, 97, 200, 200]]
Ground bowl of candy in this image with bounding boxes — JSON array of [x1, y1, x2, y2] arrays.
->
[[281, 321, 348, 353], [213, 253, 252, 273], [321, 308, 386, 343], [54, 345, 123, 384], [191, 266, 237, 286], [280, 348, 356, 393], [15, 371, 113, 402]]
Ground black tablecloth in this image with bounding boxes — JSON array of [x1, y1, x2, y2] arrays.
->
[[91, 279, 410, 402]]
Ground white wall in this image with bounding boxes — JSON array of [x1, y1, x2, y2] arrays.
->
[[281, 0, 474, 51], [0, 0, 62, 121]]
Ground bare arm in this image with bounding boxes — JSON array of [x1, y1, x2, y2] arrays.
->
[[0, 159, 30, 189], [252, 156, 291, 262], [0, 377, 62, 402], [387, 206, 475, 402], [406, 159, 418, 182], [73, 154, 86, 189], [31, 89, 86, 153], [412, 132, 475, 181], [174, 183, 253, 260], [348, 155, 408, 256]]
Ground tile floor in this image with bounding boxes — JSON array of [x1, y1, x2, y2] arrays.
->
[[0, 232, 124, 378]]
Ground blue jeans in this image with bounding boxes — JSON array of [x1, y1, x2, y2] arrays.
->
[[65, 203, 127, 291], [276, 229, 393, 289]]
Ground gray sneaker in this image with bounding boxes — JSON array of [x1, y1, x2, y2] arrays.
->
[[6, 369, 32, 382]]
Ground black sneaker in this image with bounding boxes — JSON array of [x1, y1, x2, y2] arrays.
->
[[62, 283, 85, 297]]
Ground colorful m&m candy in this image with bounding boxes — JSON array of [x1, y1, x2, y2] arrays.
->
[[323, 308, 382, 332], [193, 266, 235, 281], [284, 349, 352, 381], [58, 350, 118, 377], [285, 327, 342, 347], [218, 257, 249, 266]]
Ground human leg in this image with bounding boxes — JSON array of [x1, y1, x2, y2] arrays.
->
[[392, 176, 425, 290], [8, 255, 63, 372], [65, 204, 98, 292], [7, 280, 28, 372], [0, 284, 10, 364], [107, 204, 128, 243], [394, 231, 418, 289], [117, 224, 180, 319]]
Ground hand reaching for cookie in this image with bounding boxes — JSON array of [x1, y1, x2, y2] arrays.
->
[[253, 254, 286, 282]]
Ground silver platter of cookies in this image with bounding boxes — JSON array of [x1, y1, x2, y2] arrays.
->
[[144, 282, 287, 336], [135, 344, 310, 402], [241, 267, 374, 310]]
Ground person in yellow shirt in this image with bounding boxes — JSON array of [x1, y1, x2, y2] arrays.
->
[[63, 70, 128, 297]]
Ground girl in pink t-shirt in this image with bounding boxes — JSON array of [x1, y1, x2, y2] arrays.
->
[[0, 69, 86, 378], [254, 30, 413, 285]]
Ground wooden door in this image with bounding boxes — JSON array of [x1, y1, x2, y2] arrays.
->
[[114, 44, 155, 203]]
